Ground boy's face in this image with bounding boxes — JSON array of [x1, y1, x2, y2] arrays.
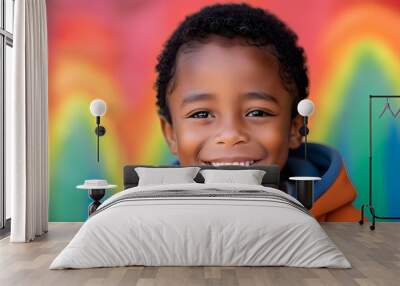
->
[[160, 36, 303, 169]]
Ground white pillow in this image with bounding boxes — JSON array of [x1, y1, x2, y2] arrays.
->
[[135, 167, 201, 186], [200, 169, 266, 185]]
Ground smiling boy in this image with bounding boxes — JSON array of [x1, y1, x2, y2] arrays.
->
[[155, 3, 360, 221]]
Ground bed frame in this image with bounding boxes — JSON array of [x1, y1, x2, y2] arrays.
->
[[123, 165, 280, 190]]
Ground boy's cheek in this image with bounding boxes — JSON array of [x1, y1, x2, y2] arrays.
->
[[175, 129, 206, 163], [178, 125, 207, 143], [252, 126, 291, 167], [250, 120, 290, 144]]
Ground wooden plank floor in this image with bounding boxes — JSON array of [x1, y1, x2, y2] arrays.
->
[[0, 222, 399, 286]]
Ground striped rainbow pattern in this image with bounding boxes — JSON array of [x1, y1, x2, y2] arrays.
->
[[47, 0, 400, 221]]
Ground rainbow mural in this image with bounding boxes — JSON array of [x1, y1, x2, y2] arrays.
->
[[47, 0, 400, 221]]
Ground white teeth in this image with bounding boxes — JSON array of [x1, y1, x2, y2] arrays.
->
[[210, 160, 255, 166]]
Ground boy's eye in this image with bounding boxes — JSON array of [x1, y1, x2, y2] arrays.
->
[[246, 109, 275, 117], [188, 111, 214, 118]]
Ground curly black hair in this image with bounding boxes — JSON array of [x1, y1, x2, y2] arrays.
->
[[155, 3, 309, 123]]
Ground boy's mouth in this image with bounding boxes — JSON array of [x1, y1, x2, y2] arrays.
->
[[201, 158, 262, 167]]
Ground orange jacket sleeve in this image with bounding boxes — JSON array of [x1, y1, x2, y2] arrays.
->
[[310, 166, 361, 222]]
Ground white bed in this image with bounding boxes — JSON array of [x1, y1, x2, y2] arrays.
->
[[50, 183, 351, 269]]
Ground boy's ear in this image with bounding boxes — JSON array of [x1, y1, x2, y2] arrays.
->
[[159, 116, 178, 156], [289, 115, 304, 150]]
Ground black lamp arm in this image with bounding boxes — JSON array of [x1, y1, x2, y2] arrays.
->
[[298, 116, 309, 161], [94, 116, 106, 162], [304, 116, 308, 161]]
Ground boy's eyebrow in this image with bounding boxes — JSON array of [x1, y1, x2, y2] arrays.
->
[[181, 91, 279, 106], [181, 92, 215, 106], [243, 92, 279, 105]]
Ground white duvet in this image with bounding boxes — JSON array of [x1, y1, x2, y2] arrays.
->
[[50, 183, 351, 269]]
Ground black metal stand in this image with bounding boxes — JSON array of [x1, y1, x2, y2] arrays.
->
[[359, 95, 400, 230], [88, 189, 105, 216]]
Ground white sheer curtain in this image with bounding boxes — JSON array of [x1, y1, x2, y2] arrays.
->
[[7, 0, 48, 242]]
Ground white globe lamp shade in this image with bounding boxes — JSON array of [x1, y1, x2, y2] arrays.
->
[[297, 99, 315, 117], [90, 99, 107, 117]]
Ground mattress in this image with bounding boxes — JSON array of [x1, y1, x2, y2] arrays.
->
[[50, 183, 351, 269]]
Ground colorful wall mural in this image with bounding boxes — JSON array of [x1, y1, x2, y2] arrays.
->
[[47, 0, 400, 221]]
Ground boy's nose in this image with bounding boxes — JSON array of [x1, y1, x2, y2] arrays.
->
[[214, 118, 249, 147]]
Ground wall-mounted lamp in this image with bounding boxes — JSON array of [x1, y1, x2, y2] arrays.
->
[[89, 99, 107, 162], [297, 99, 315, 161]]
